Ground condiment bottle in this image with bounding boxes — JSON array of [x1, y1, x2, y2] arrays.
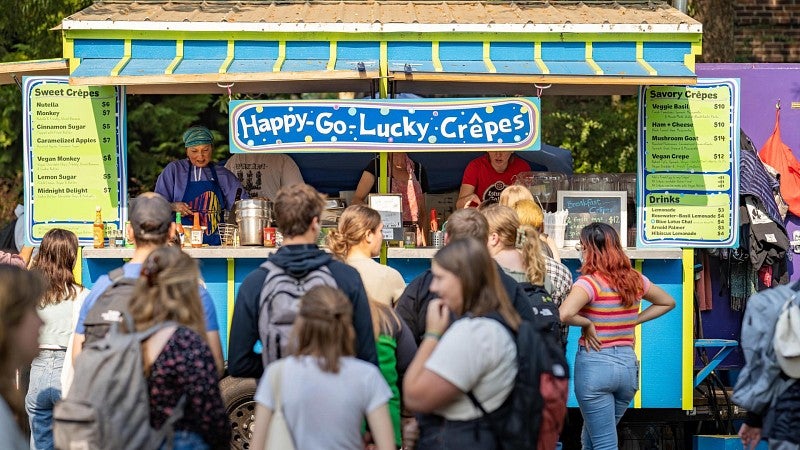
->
[[430, 208, 439, 232], [93, 206, 104, 248], [175, 212, 186, 247], [190, 212, 203, 248]]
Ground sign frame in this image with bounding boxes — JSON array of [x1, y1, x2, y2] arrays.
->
[[557, 190, 628, 248], [229, 98, 541, 153], [368, 193, 404, 240], [637, 78, 740, 248], [22, 76, 127, 246]]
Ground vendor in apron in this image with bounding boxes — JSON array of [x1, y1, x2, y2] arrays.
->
[[155, 125, 248, 245]]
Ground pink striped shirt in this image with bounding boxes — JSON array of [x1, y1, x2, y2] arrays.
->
[[574, 274, 650, 348]]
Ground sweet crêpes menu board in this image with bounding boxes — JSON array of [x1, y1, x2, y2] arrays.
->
[[637, 79, 740, 248], [23, 77, 126, 245]]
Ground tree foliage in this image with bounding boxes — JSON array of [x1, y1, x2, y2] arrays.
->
[[542, 95, 640, 174]]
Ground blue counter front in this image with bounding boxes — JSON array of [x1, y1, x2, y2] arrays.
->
[[81, 246, 692, 409]]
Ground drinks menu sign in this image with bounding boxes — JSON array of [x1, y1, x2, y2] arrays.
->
[[637, 78, 740, 248], [229, 98, 541, 153], [23, 77, 126, 246]]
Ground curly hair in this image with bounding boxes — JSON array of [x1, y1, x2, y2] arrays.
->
[[31, 228, 81, 306], [579, 222, 643, 307], [326, 205, 381, 260]]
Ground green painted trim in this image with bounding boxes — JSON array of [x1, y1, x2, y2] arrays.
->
[[110, 39, 131, 76], [379, 41, 388, 98], [685, 40, 702, 72], [681, 248, 694, 410], [219, 40, 234, 74], [636, 41, 658, 76], [585, 42, 603, 75], [64, 37, 79, 74], [273, 41, 286, 72], [165, 40, 183, 75], [327, 40, 337, 71], [483, 41, 496, 73], [227, 258, 235, 344]]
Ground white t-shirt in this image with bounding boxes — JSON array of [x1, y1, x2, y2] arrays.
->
[[225, 153, 304, 200], [346, 255, 406, 306], [255, 355, 392, 450], [425, 317, 517, 421]]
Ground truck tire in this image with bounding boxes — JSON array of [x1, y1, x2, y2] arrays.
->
[[220, 376, 258, 450]]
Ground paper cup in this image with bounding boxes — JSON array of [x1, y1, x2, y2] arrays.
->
[[553, 224, 566, 249]]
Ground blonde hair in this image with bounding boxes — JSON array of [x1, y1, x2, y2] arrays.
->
[[326, 205, 381, 260], [369, 299, 402, 340], [513, 199, 544, 232], [129, 246, 207, 339], [482, 204, 546, 285], [499, 185, 534, 207], [292, 285, 355, 373]]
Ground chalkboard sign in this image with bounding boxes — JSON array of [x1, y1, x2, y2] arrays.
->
[[557, 191, 627, 247]]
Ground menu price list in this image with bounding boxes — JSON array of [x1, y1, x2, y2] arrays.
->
[[643, 193, 731, 241], [644, 86, 732, 173], [30, 83, 119, 223]]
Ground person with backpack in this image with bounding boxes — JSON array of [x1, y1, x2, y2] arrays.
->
[[559, 222, 675, 450], [228, 183, 377, 379], [26, 229, 89, 450], [250, 285, 395, 450], [482, 204, 564, 340], [132, 246, 230, 449], [0, 265, 45, 450], [403, 237, 522, 449], [327, 204, 417, 447], [54, 246, 230, 450], [71, 193, 223, 373], [395, 208, 536, 346]]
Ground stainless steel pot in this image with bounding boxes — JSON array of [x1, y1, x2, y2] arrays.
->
[[235, 199, 272, 246]]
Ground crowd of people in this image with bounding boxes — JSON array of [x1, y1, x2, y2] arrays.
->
[[0, 173, 684, 449]]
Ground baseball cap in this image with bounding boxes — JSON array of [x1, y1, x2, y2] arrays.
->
[[774, 300, 800, 378], [129, 193, 173, 240]]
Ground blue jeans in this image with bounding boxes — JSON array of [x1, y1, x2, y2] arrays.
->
[[159, 430, 209, 450], [25, 349, 65, 450], [574, 346, 639, 450]]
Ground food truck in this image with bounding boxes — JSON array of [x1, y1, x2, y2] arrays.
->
[[0, 0, 730, 446]]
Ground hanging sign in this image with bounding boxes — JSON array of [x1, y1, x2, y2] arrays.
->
[[22, 76, 126, 246], [229, 98, 540, 153], [637, 78, 740, 248]]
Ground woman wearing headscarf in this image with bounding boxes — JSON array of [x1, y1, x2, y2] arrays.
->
[[155, 125, 248, 245], [352, 152, 428, 246]]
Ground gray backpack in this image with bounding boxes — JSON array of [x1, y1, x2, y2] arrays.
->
[[258, 260, 337, 368], [732, 284, 797, 414], [53, 319, 185, 450]]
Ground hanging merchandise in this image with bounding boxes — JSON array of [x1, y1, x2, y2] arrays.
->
[[758, 108, 800, 217]]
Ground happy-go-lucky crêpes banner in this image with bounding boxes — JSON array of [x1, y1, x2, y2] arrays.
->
[[229, 98, 540, 153]]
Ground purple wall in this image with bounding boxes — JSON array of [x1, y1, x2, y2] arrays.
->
[[693, 64, 800, 367]]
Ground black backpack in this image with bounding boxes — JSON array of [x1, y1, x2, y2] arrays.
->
[[519, 282, 562, 342], [468, 312, 569, 450], [82, 268, 138, 345], [0, 217, 18, 252]]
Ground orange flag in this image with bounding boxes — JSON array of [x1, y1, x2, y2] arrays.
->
[[758, 109, 800, 217]]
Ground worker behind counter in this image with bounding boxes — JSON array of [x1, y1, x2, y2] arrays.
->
[[155, 125, 248, 245], [224, 152, 304, 200], [352, 152, 429, 246], [456, 151, 531, 209]]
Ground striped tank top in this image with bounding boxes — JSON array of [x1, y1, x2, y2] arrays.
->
[[574, 273, 650, 348]]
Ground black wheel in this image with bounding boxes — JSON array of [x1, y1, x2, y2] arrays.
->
[[220, 376, 258, 450]]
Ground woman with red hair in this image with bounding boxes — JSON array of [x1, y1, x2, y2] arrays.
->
[[559, 222, 675, 450]]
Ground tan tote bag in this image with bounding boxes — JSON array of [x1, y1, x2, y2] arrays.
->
[[266, 360, 296, 450]]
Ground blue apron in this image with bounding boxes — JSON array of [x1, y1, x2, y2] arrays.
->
[[182, 163, 225, 246]]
